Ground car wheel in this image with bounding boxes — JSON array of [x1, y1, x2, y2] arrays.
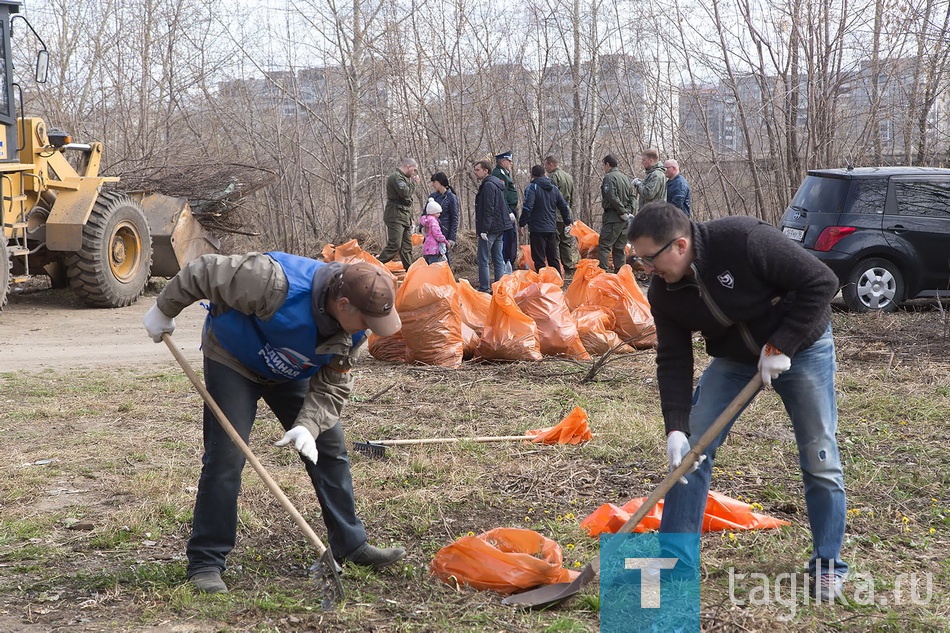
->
[[843, 257, 904, 313]]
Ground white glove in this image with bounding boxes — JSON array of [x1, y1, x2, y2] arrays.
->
[[479, 232, 488, 241], [758, 344, 791, 386], [621, 213, 631, 221], [509, 212, 517, 223], [632, 178, 643, 190], [667, 430, 705, 485], [143, 303, 176, 343], [564, 224, 573, 237], [275, 426, 318, 464]]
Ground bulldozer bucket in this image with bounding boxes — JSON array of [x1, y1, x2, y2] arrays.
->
[[138, 194, 220, 277]]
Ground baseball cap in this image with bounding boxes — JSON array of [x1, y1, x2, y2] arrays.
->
[[338, 263, 401, 336]]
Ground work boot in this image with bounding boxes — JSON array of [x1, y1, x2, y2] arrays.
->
[[344, 543, 406, 570], [189, 569, 228, 594]]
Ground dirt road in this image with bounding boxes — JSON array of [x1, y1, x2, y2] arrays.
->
[[1, 286, 205, 371]]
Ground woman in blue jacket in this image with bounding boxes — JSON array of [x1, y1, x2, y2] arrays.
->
[[428, 172, 459, 261]]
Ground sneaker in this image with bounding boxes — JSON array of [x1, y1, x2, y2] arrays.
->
[[814, 573, 844, 602], [189, 569, 228, 594], [344, 543, 406, 570]]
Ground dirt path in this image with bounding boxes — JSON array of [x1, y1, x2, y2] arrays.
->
[[0, 287, 205, 371]]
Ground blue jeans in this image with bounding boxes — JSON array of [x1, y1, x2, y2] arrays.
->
[[476, 232, 505, 292], [186, 358, 367, 576], [660, 326, 848, 578]]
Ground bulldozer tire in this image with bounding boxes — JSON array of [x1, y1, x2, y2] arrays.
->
[[0, 240, 10, 310], [65, 192, 152, 308]]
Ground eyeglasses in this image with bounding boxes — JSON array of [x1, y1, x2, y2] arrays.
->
[[632, 236, 683, 267]]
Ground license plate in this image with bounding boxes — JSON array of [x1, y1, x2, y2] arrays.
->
[[783, 227, 804, 241]]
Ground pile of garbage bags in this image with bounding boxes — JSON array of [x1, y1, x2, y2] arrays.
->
[[321, 239, 655, 367]]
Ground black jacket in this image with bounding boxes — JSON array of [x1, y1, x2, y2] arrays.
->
[[520, 176, 572, 233], [475, 175, 512, 235], [648, 216, 839, 435]]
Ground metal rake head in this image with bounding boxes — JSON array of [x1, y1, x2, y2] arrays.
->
[[352, 441, 388, 458], [310, 549, 345, 610]]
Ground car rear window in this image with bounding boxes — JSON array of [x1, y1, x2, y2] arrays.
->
[[893, 180, 950, 218], [790, 176, 852, 214]]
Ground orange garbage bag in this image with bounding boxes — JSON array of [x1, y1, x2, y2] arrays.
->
[[515, 282, 590, 360], [368, 331, 407, 362], [569, 220, 600, 259], [321, 239, 393, 276], [537, 266, 564, 286], [564, 259, 604, 311], [571, 305, 633, 355], [518, 245, 535, 271], [457, 278, 490, 334], [475, 276, 542, 361], [581, 491, 791, 537], [586, 265, 657, 349], [461, 322, 479, 360], [526, 407, 593, 444], [396, 259, 464, 367], [430, 528, 578, 594]]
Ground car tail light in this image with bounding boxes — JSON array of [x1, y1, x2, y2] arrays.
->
[[814, 226, 856, 251]]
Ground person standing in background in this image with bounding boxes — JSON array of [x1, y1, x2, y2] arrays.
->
[[492, 151, 520, 274], [544, 155, 579, 276], [428, 172, 460, 262], [665, 159, 692, 217], [378, 158, 420, 270]]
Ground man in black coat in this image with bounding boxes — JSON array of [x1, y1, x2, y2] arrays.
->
[[629, 202, 849, 602], [473, 159, 511, 292], [520, 164, 573, 272]]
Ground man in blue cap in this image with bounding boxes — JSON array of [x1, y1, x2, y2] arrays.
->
[[492, 151, 520, 274]]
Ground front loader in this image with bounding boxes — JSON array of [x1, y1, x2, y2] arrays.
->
[[0, 0, 217, 309]]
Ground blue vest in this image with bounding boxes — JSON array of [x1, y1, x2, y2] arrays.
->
[[207, 252, 365, 381]]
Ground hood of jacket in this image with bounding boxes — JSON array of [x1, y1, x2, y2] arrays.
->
[[532, 176, 555, 191]]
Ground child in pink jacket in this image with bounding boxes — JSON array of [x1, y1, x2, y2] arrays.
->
[[420, 197, 450, 264]]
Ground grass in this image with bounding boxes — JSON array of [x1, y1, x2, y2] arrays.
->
[[0, 311, 947, 631]]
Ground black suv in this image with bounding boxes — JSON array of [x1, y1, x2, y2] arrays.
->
[[779, 167, 950, 312]]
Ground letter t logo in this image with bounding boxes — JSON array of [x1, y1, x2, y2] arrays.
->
[[624, 558, 679, 608]]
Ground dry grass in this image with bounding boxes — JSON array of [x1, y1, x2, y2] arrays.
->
[[0, 310, 947, 632]]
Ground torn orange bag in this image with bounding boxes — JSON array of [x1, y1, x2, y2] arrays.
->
[[475, 276, 542, 361], [569, 220, 600, 259], [397, 260, 464, 367], [586, 265, 657, 349], [571, 305, 633, 355], [515, 280, 590, 360], [430, 528, 578, 594], [456, 278, 490, 335], [580, 491, 791, 537], [526, 407, 593, 444]]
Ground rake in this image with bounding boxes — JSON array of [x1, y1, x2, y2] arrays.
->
[[354, 408, 594, 458], [353, 434, 540, 458], [501, 374, 763, 609], [162, 333, 345, 609]]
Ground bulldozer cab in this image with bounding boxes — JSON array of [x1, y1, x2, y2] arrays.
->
[[0, 0, 217, 309]]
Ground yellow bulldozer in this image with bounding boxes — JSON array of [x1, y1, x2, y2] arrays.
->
[[0, 0, 217, 309]]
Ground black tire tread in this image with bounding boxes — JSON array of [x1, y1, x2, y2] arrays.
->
[[64, 192, 152, 308]]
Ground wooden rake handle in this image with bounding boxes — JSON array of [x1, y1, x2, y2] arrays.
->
[[162, 333, 329, 556], [590, 373, 763, 574], [369, 435, 534, 446]]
